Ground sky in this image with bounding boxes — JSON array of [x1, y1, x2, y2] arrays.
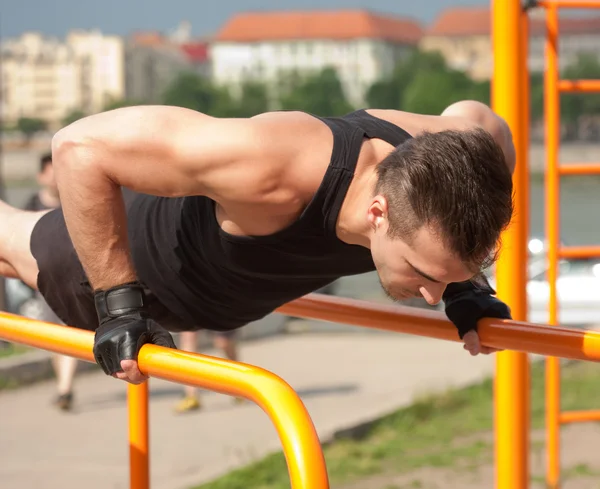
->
[[1, 0, 491, 39]]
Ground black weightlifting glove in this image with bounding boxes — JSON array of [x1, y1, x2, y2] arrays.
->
[[443, 274, 512, 340], [93, 281, 176, 376]]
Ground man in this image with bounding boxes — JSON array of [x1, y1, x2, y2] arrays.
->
[[174, 330, 241, 413], [23, 152, 79, 411], [0, 101, 515, 385], [24, 153, 77, 411]]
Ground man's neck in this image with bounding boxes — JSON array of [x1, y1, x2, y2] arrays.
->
[[335, 167, 377, 248]]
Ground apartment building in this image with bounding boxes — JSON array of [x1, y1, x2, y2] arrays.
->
[[1, 30, 124, 128], [210, 9, 423, 106]]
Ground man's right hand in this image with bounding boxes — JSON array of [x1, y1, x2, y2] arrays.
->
[[93, 282, 176, 384]]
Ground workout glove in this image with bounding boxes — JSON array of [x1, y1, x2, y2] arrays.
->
[[443, 275, 512, 340], [93, 282, 176, 376]]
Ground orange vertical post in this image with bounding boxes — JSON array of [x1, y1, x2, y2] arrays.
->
[[544, 4, 561, 489], [129, 382, 150, 489], [492, 1, 530, 489]]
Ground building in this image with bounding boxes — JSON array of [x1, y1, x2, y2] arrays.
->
[[0, 30, 124, 128], [210, 9, 423, 107], [124, 27, 210, 104], [66, 30, 125, 114], [1, 33, 81, 127], [420, 6, 600, 80]]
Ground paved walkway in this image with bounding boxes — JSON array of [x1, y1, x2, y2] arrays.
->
[[0, 330, 498, 489]]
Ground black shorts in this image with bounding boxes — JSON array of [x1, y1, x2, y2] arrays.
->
[[29, 208, 198, 333]]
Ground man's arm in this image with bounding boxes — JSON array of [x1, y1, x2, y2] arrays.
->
[[52, 105, 276, 291], [441, 100, 516, 175]]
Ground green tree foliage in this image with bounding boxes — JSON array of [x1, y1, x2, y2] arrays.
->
[[16, 117, 47, 143], [278, 67, 354, 116], [366, 49, 490, 112], [161, 72, 236, 116], [61, 109, 87, 127]]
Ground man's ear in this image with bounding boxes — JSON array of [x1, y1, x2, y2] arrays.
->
[[367, 195, 389, 230]]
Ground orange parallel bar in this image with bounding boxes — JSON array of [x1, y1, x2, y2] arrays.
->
[[6, 295, 600, 363], [559, 163, 600, 176], [558, 245, 600, 259], [537, 0, 600, 8], [0, 311, 329, 489], [559, 409, 600, 424], [278, 294, 600, 362], [558, 79, 600, 93]]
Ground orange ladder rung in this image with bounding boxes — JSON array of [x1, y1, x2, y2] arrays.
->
[[537, 0, 600, 9], [558, 245, 600, 259], [558, 79, 600, 93], [559, 409, 600, 424], [559, 163, 600, 176]]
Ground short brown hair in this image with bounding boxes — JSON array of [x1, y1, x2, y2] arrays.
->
[[374, 128, 514, 270]]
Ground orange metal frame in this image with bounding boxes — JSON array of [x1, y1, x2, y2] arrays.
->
[[539, 1, 600, 488], [0, 311, 329, 489], [4, 294, 600, 488]]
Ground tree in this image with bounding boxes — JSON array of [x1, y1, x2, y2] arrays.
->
[[278, 67, 354, 116], [233, 81, 271, 117], [103, 98, 145, 112], [402, 68, 477, 115], [365, 50, 449, 110], [62, 109, 87, 128], [162, 72, 236, 117], [16, 117, 47, 145]]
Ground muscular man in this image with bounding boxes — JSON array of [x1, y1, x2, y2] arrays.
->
[[0, 101, 515, 385]]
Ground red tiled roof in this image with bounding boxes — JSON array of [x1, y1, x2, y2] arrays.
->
[[427, 7, 600, 36], [131, 32, 166, 46], [215, 9, 423, 44], [180, 42, 209, 63]]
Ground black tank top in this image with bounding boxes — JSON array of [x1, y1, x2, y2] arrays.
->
[[126, 110, 413, 331]]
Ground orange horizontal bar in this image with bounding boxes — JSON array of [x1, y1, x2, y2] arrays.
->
[[277, 294, 600, 362], [0, 311, 329, 489], [558, 245, 600, 259], [559, 409, 600, 424], [559, 163, 600, 176], [537, 0, 600, 8], [559, 80, 600, 92]]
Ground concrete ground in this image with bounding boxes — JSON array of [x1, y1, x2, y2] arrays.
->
[[0, 330, 498, 489]]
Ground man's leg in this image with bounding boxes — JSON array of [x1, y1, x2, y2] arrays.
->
[[0, 200, 48, 289], [174, 331, 202, 413], [214, 331, 244, 405], [34, 291, 79, 411]]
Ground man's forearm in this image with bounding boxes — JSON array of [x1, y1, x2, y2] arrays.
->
[[53, 145, 137, 291]]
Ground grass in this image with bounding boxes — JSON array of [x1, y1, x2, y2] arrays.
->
[[192, 359, 600, 489], [0, 342, 30, 359]]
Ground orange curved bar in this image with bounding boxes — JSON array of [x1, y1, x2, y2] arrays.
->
[[537, 0, 600, 8], [0, 311, 329, 489], [558, 245, 600, 259], [559, 79, 600, 92], [559, 163, 600, 176], [278, 294, 600, 362], [559, 409, 600, 424]]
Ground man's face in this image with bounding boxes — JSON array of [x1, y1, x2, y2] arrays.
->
[[369, 219, 474, 306]]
